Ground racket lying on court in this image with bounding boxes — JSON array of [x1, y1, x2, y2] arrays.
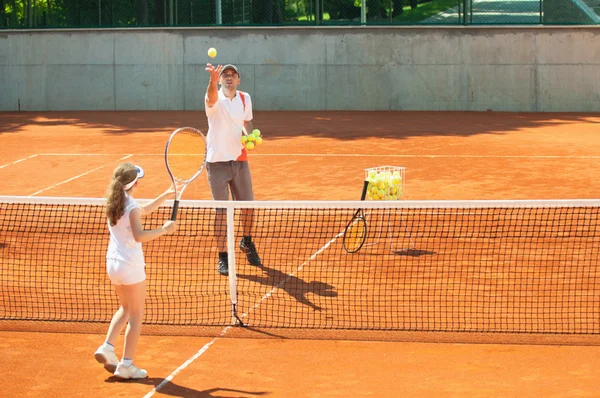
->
[[164, 127, 206, 221], [342, 180, 370, 253]]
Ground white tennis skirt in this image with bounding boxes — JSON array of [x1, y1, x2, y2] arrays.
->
[[106, 258, 146, 286]]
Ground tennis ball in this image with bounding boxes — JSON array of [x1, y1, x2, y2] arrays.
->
[[245, 142, 255, 150], [255, 136, 263, 145], [241, 136, 248, 144], [208, 47, 217, 58], [252, 129, 261, 136]]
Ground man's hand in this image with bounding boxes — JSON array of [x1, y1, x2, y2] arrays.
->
[[206, 64, 223, 107], [205, 63, 223, 82]]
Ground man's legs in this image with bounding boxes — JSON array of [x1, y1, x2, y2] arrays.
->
[[231, 162, 261, 266], [207, 162, 232, 275]]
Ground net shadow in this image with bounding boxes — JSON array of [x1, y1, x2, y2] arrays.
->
[[392, 249, 437, 257], [232, 324, 288, 339]]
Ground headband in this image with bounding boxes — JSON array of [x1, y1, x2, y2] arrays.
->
[[123, 165, 145, 191]]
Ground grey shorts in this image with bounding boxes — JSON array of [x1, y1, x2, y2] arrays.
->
[[206, 161, 255, 201]]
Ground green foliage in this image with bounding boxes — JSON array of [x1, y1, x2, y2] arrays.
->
[[392, 0, 459, 22], [1, 0, 582, 28]]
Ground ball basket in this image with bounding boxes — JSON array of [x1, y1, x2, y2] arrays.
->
[[364, 166, 405, 200]]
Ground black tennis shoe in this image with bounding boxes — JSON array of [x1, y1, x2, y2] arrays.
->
[[239, 239, 262, 266], [218, 256, 229, 276]]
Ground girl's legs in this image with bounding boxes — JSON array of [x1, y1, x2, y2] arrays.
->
[[115, 280, 146, 361], [95, 284, 130, 373], [104, 295, 130, 346]]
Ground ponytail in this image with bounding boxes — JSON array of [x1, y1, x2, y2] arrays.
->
[[105, 163, 138, 226]]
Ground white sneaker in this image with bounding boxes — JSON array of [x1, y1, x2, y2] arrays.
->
[[94, 345, 118, 374], [114, 363, 148, 380]]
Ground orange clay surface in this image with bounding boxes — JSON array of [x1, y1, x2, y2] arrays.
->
[[1, 111, 600, 397]]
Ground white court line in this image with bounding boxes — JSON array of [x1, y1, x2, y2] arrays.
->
[[29, 154, 134, 196], [38, 153, 113, 156], [142, 326, 234, 398], [37, 153, 600, 159], [143, 230, 344, 397], [0, 154, 38, 169]]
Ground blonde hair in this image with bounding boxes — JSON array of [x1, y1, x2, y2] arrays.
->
[[106, 163, 138, 226]]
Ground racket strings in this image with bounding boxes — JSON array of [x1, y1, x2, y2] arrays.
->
[[167, 128, 206, 182], [343, 217, 367, 253]]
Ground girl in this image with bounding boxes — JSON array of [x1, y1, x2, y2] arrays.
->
[[94, 163, 178, 380]]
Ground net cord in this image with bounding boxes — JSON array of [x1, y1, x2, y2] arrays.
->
[[4, 196, 600, 210]]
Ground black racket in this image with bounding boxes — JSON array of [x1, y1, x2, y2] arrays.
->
[[343, 180, 370, 253], [164, 127, 206, 221]]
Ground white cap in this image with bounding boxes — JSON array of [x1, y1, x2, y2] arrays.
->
[[123, 165, 145, 190]]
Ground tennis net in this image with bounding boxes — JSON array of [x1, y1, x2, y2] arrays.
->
[[1, 196, 599, 335]]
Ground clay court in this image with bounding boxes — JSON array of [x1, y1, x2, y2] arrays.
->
[[1, 110, 600, 397]]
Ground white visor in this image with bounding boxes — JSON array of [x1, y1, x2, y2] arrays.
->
[[123, 165, 145, 190]]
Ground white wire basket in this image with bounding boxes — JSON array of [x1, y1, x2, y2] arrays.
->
[[364, 166, 405, 201]]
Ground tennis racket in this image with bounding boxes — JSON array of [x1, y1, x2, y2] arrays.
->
[[164, 127, 206, 221], [342, 180, 370, 253]]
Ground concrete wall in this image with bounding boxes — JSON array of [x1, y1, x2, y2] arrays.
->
[[1, 27, 599, 112]]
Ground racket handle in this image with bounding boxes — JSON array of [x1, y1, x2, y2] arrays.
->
[[170, 200, 180, 221], [360, 180, 369, 201]]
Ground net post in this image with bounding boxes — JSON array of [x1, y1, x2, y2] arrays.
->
[[226, 205, 244, 326]]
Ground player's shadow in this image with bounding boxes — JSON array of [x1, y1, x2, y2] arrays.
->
[[237, 264, 338, 311], [105, 377, 270, 397]]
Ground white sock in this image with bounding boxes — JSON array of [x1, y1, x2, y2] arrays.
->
[[121, 358, 133, 367], [102, 342, 114, 351]]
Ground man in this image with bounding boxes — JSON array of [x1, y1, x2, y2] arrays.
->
[[204, 63, 261, 276]]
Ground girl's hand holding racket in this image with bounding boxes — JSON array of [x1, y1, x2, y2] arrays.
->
[[161, 220, 177, 234]]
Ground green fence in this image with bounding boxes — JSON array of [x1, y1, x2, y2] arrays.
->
[[1, 0, 599, 28]]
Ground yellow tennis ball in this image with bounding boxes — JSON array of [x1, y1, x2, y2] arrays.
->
[[255, 136, 263, 145], [208, 47, 217, 58], [246, 134, 255, 142], [252, 129, 261, 136], [240, 136, 248, 144], [245, 142, 255, 150]]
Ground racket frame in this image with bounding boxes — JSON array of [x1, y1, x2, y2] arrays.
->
[[164, 127, 207, 221], [342, 180, 370, 253]]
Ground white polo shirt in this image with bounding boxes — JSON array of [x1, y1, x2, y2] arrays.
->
[[205, 89, 253, 162], [106, 195, 145, 267]]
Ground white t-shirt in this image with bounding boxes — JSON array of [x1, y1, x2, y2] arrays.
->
[[106, 195, 145, 267], [205, 89, 253, 162]]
